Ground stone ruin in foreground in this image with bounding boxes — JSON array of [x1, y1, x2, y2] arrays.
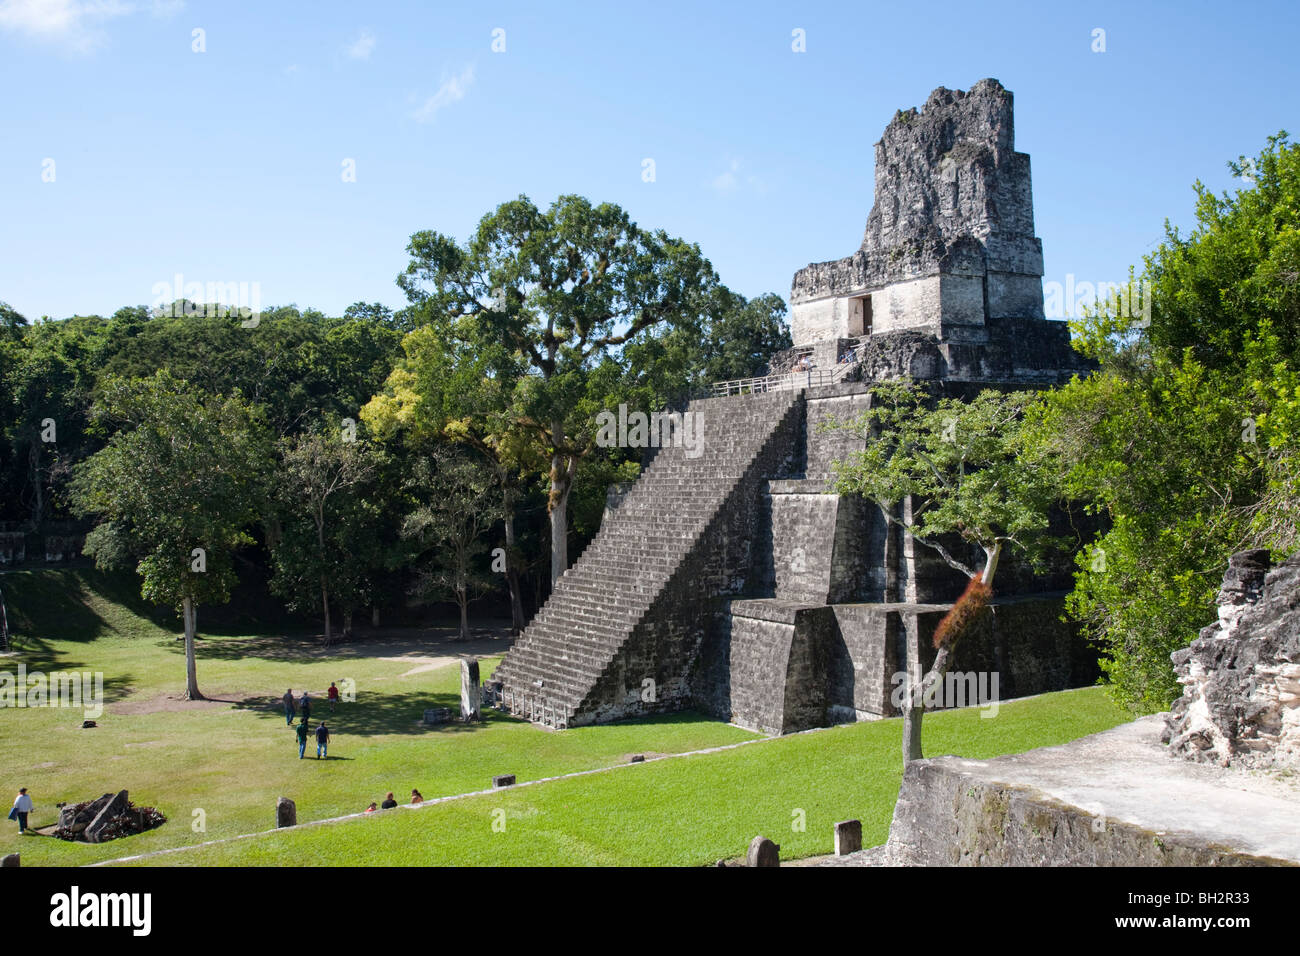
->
[[493, 78, 1095, 733], [876, 553, 1300, 867], [1164, 549, 1300, 770]]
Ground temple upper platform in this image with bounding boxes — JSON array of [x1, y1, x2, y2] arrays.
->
[[790, 79, 1047, 349]]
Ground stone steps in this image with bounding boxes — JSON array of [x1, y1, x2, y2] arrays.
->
[[495, 390, 805, 726]]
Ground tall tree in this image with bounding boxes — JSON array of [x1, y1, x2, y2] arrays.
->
[[71, 371, 269, 699], [1034, 133, 1299, 712], [697, 291, 793, 384], [397, 194, 722, 584], [829, 380, 1063, 761], [363, 321, 541, 633], [401, 448, 504, 641], [1142, 132, 1300, 367], [270, 427, 381, 645]]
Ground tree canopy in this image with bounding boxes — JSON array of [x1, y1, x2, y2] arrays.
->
[[1033, 132, 1300, 712]]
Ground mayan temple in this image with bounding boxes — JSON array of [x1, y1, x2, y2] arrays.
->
[[491, 78, 1094, 734]]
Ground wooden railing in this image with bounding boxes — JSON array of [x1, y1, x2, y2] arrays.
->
[[710, 349, 863, 397]]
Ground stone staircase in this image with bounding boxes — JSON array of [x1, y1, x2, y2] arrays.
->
[[493, 390, 806, 728]]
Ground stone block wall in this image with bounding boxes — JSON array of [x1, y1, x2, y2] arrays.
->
[[702, 593, 1093, 735], [803, 389, 872, 481], [554, 391, 808, 726], [0, 532, 26, 565], [1164, 550, 1300, 770], [827, 604, 901, 720], [910, 594, 1096, 703], [0, 523, 89, 566], [694, 601, 801, 734]]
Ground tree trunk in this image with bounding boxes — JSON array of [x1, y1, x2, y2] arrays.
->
[[321, 575, 333, 645], [902, 701, 924, 762], [317, 510, 332, 644], [981, 541, 1002, 586], [882, 502, 899, 602], [548, 420, 576, 586], [902, 546, 1000, 764], [28, 442, 44, 526], [903, 642, 954, 764], [503, 507, 525, 633], [0, 584, 10, 653], [901, 612, 924, 762], [371, 606, 380, 628], [342, 607, 353, 640], [458, 589, 470, 641], [182, 595, 204, 701], [537, 514, 550, 607]]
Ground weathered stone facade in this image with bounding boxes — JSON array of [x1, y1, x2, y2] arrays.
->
[[494, 79, 1095, 734], [790, 78, 1049, 348], [1163, 549, 1300, 770]]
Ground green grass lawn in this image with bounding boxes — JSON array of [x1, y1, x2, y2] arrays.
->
[[0, 570, 759, 866], [118, 686, 1127, 867], [1, 569, 1130, 867]]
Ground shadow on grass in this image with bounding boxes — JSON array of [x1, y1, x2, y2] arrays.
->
[[168, 626, 515, 666], [4, 635, 136, 704], [231, 688, 513, 737], [2, 568, 173, 644]]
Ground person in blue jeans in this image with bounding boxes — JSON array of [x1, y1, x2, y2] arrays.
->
[[315, 721, 330, 759], [296, 719, 309, 759], [283, 688, 296, 725], [11, 788, 33, 834]]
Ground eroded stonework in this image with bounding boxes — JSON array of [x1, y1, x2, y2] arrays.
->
[[790, 78, 1050, 350], [1163, 550, 1300, 770]]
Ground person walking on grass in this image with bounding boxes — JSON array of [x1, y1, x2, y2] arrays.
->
[[300, 691, 311, 723], [327, 681, 339, 714], [283, 688, 296, 725], [315, 721, 330, 759], [9, 788, 33, 834], [296, 719, 310, 759]]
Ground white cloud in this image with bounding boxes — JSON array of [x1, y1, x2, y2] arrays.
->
[[346, 28, 374, 60], [712, 159, 741, 192], [0, 0, 176, 52], [712, 158, 764, 194], [412, 65, 474, 123]]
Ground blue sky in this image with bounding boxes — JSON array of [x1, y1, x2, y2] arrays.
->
[[1, 0, 1296, 322]]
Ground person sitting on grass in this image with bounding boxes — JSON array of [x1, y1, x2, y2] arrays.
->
[[296, 719, 310, 759], [410, 789, 423, 805], [381, 792, 398, 809], [364, 802, 378, 814], [315, 721, 330, 759]]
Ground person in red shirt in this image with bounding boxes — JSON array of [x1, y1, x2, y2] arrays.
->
[[327, 682, 340, 713]]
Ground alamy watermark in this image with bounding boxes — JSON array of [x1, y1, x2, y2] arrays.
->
[[890, 669, 1001, 718], [150, 273, 263, 327], [595, 404, 705, 459], [1, 663, 104, 719], [1043, 275, 1151, 328]]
